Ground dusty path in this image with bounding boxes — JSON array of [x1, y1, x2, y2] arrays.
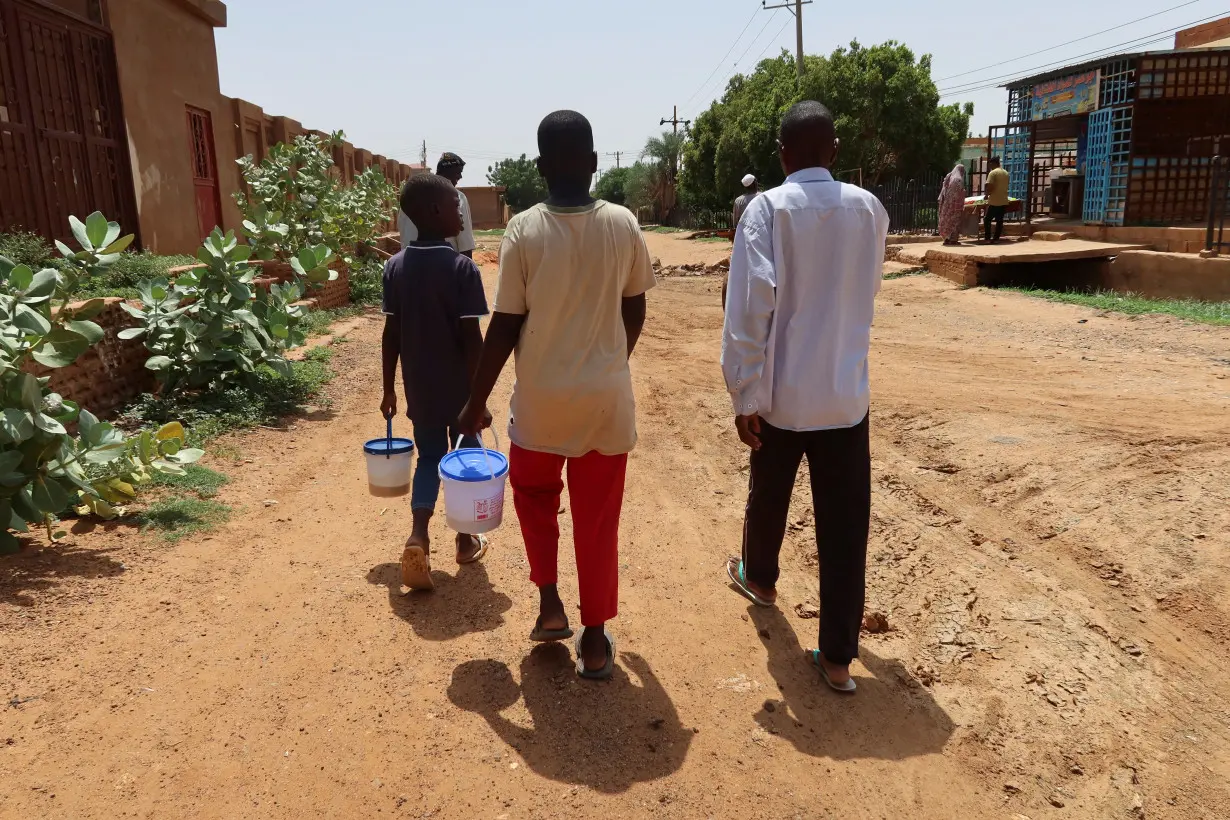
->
[[2, 233, 1229, 818]]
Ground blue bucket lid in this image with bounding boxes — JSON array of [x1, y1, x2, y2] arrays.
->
[[439, 448, 509, 482], [364, 437, 415, 456]]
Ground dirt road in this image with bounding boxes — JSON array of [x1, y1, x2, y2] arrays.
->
[[3, 233, 1229, 819]]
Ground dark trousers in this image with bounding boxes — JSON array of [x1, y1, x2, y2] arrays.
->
[[984, 204, 1007, 242], [742, 415, 870, 665]]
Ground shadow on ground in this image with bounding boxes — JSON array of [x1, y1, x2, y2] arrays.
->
[[749, 605, 956, 760], [448, 644, 691, 793], [365, 559, 513, 641], [0, 542, 129, 607]]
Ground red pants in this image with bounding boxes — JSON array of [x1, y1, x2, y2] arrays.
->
[[509, 444, 628, 627]]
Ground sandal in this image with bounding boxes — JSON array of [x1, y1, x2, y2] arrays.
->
[[456, 533, 488, 565], [400, 539, 433, 591], [529, 614, 574, 643], [726, 558, 776, 607], [807, 649, 857, 693], [575, 627, 616, 680]]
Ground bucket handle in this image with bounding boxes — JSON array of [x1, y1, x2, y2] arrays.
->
[[453, 425, 501, 479], [385, 417, 393, 460]]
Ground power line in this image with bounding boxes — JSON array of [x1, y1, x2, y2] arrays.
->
[[685, 5, 788, 119], [938, 10, 1230, 97], [754, 15, 795, 64], [681, 4, 762, 111], [934, 0, 1203, 83]]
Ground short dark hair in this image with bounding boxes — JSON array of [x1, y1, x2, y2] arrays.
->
[[779, 100, 835, 145], [990, 155, 1002, 164], [537, 110, 594, 160], [400, 172, 456, 229], [436, 152, 465, 175]]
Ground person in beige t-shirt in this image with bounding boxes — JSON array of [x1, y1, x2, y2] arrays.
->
[[459, 110, 655, 680]]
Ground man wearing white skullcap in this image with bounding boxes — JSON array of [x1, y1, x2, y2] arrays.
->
[[732, 174, 760, 228], [724, 174, 762, 310]]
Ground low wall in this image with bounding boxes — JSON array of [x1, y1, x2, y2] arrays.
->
[[28, 299, 150, 420], [1107, 251, 1230, 301], [28, 266, 352, 420], [1041, 224, 1206, 254]]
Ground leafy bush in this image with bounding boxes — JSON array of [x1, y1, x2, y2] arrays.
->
[[0, 231, 62, 271], [120, 230, 336, 393], [235, 131, 396, 263], [0, 212, 203, 551], [349, 258, 383, 306], [122, 358, 335, 445]]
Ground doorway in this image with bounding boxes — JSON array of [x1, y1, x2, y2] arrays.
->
[[186, 105, 221, 241]]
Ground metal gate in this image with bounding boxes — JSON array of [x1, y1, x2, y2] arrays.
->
[[186, 106, 221, 242], [1083, 106, 1133, 225], [1083, 109, 1112, 223], [990, 124, 1033, 221], [0, 0, 138, 244]]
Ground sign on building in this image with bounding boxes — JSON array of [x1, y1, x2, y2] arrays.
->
[[1032, 70, 1101, 120]]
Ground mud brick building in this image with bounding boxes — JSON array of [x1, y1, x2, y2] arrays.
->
[[0, 0, 505, 255]]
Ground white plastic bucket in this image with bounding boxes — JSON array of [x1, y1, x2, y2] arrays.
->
[[438, 430, 509, 535], [364, 420, 415, 497]]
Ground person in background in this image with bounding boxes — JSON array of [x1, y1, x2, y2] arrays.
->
[[722, 101, 888, 694], [381, 174, 490, 592], [724, 174, 761, 308], [399, 152, 477, 259], [458, 110, 655, 680], [938, 162, 967, 246], [732, 173, 760, 227], [983, 156, 1010, 244]]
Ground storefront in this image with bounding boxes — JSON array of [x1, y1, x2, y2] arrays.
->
[[992, 50, 1230, 227]]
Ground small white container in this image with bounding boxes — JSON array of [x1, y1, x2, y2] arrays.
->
[[439, 432, 509, 535], [363, 423, 415, 498]]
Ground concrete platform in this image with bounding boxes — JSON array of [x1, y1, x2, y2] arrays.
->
[[903, 239, 1150, 287]]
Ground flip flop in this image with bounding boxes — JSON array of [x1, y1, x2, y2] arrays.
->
[[529, 615, 575, 643], [574, 627, 616, 681], [456, 534, 488, 565], [726, 558, 776, 607], [807, 649, 857, 694], [400, 541, 433, 591]]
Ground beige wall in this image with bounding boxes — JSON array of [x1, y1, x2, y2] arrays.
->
[[109, 0, 241, 254], [460, 187, 507, 229]]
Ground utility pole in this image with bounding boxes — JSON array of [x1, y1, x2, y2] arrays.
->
[[420, 140, 427, 168], [611, 151, 622, 168], [659, 105, 691, 136], [763, 0, 813, 86]]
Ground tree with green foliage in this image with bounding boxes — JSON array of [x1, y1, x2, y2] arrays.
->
[[681, 42, 972, 212], [638, 131, 687, 221], [594, 167, 632, 205], [486, 155, 548, 213]]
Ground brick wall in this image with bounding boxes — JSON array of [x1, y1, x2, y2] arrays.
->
[[26, 265, 352, 420], [1176, 17, 1230, 49], [28, 299, 151, 420]]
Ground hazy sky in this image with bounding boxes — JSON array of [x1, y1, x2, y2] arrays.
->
[[217, 0, 1215, 183]]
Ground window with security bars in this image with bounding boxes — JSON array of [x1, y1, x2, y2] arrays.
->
[[187, 108, 214, 181], [1128, 156, 1213, 224], [1099, 59, 1134, 107], [1007, 87, 1032, 124], [1138, 52, 1230, 99]]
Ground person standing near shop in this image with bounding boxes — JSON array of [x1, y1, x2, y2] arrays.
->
[[722, 100, 888, 694], [984, 156, 1010, 244], [399, 152, 477, 259]]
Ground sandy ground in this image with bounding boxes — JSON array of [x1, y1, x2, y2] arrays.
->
[[2, 232, 1229, 819]]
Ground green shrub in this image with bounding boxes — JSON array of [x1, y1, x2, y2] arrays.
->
[[120, 231, 336, 392], [349, 258, 383, 306], [0, 212, 203, 552], [121, 358, 335, 445], [0, 231, 61, 270]]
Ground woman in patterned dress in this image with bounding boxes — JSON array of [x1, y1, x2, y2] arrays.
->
[[937, 163, 967, 245]]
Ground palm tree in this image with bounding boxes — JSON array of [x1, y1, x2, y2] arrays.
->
[[640, 130, 687, 222]]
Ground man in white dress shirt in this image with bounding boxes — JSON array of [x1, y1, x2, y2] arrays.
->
[[721, 101, 888, 693], [399, 152, 476, 259]]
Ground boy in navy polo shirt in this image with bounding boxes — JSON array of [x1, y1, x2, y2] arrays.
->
[[381, 173, 490, 591]]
